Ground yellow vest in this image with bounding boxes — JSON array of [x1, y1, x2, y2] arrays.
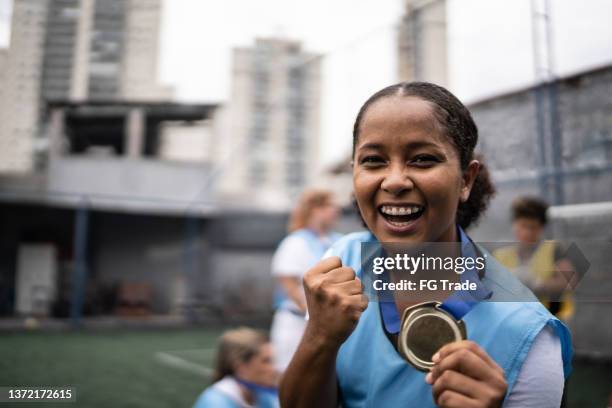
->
[[493, 241, 574, 321]]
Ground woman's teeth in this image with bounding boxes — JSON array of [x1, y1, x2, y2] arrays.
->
[[379, 205, 424, 227], [380, 205, 423, 216], [387, 219, 414, 226]]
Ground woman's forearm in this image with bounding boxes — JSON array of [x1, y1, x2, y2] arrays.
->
[[281, 256, 367, 407], [279, 326, 340, 408], [278, 276, 307, 312]]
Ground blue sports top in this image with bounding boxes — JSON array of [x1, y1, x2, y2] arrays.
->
[[376, 226, 492, 334], [193, 376, 278, 408], [273, 228, 342, 311], [327, 229, 572, 408]]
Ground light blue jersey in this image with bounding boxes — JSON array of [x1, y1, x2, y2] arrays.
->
[[273, 228, 342, 311], [329, 230, 572, 407], [193, 377, 278, 408]]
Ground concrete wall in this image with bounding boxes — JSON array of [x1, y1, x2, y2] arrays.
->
[[397, 0, 448, 86], [0, 0, 48, 173], [469, 65, 612, 241], [549, 203, 612, 357], [48, 157, 216, 212], [468, 67, 612, 357]]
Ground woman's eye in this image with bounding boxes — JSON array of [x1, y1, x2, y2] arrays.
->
[[360, 156, 385, 166], [411, 155, 439, 166]]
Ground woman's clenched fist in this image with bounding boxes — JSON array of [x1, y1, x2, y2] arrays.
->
[[302, 256, 369, 346]]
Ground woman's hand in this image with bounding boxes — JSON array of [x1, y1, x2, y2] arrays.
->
[[425, 340, 508, 408], [280, 256, 365, 408], [302, 256, 369, 347]]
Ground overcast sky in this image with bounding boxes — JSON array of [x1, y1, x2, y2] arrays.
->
[[159, 0, 612, 166], [1, 0, 611, 166]]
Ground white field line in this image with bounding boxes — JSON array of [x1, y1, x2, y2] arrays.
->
[[154, 351, 213, 377], [159, 347, 217, 355]]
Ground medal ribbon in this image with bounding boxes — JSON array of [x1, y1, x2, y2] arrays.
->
[[378, 225, 492, 334]]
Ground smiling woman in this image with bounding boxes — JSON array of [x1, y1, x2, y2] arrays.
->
[[279, 82, 572, 408], [354, 94, 473, 243], [351, 82, 494, 241]]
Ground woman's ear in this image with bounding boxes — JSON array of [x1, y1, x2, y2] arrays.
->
[[460, 160, 480, 202]]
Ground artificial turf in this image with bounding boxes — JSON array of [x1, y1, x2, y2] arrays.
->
[[0, 328, 223, 408], [0, 328, 610, 407]]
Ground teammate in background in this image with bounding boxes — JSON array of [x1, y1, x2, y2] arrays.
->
[[192, 327, 278, 408], [270, 189, 342, 372], [493, 196, 575, 321]]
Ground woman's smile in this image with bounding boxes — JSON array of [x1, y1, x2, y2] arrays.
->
[[377, 203, 425, 233]]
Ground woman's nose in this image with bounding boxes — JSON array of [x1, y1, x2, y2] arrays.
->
[[381, 165, 414, 196]]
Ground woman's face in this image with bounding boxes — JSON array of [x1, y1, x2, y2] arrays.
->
[[311, 201, 341, 230], [512, 217, 544, 244], [352, 96, 478, 243], [235, 343, 277, 387]]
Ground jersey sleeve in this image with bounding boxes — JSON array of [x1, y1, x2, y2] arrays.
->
[[271, 234, 313, 278], [504, 324, 564, 407]]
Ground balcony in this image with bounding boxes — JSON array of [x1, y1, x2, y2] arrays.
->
[[43, 100, 219, 215], [48, 156, 215, 214]]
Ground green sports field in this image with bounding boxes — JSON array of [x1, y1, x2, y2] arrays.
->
[[0, 328, 223, 408], [0, 328, 610, 407]]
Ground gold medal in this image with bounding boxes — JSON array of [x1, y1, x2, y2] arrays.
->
[[397, 301, 467, 372]]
